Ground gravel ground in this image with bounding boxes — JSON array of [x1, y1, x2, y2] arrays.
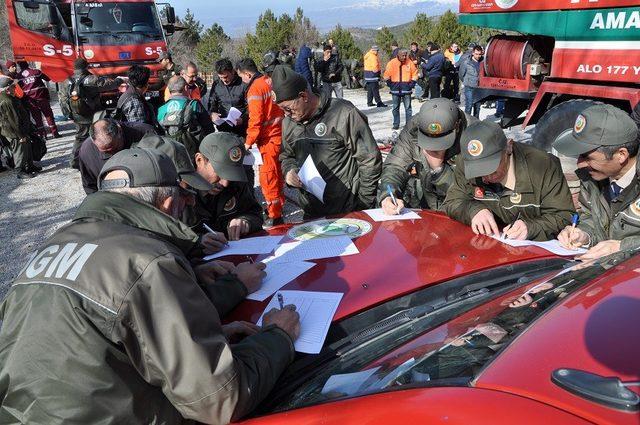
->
[[0, 88, 511, 300]]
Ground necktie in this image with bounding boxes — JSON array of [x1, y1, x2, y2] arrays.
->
[[610, 182, 622, 200]]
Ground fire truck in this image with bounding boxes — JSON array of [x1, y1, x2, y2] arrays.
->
[[5, 0, 178, 100], [459, 0, 640, 151]]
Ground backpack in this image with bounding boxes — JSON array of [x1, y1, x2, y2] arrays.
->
[[69, 76, 94, 117], [159, 99, 200, 158]]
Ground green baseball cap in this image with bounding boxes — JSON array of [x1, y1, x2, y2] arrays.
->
[[416, 98, 464, 151], [199, 132, 248, 182], [98, 148, 180, 190], [461, 120, 507, 179], [134, 134, 212, 191], [553, 104, 638, 157]]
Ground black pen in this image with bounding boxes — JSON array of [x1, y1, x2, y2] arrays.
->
[[503, 212, 522, 239], [277, 293, 284, 309]]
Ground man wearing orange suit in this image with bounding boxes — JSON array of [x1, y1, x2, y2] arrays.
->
[[236, 58, 286, 227]]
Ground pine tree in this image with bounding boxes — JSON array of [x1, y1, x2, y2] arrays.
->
[[402, 13, 434, 49], [180, 9, 203, 46], [195, 24, 230, 72], [326, 25, 362, 60], [431, 10, 471, 49], [375, 27, 396, 56]]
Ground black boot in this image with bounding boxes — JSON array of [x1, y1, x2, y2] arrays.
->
[[17, 168, 36, 179]]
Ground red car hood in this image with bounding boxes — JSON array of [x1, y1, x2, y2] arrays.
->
[[227, 210, 558, 324], [474, 254, 640, 424]]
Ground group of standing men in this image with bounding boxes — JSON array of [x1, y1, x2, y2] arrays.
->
[[0, 60, 60, 178]]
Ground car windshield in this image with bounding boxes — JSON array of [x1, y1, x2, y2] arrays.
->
[[75, 2, 162, 44], [255, 252, 629, 415]]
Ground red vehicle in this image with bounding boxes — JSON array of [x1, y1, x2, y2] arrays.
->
[[225, 211, 640, 424], [458, 0, 640, 152], [5, 0, 177, 101]]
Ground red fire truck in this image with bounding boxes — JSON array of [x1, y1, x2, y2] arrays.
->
[[5, 0, 177, 99], [459, 0, 640, 151]]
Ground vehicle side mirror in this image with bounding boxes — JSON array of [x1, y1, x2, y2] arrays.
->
[[165, 6, 176, 24], [552, 368, 640, 412]]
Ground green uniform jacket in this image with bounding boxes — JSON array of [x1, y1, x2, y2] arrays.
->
[[576, 160, 640, 251], [0, 191, 294, 424], [378, 117, 463, 211], [0, 92, 31, 140], [442, 143, 574, 241], [183, 182, 264, 236], [280, 91, 382, 218]]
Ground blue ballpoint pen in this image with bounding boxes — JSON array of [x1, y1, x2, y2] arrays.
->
[[386, 184, 398, 207]]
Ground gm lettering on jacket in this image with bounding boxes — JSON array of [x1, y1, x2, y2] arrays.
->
[[18, 243, 98, 282]]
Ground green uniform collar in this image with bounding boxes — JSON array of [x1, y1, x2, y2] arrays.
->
[[303, 90, 332, 124], [74, 191, 199, 254], [511, 143, 534, 195]]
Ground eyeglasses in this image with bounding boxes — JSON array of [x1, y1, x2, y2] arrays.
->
[[279, 97, 301, 115]]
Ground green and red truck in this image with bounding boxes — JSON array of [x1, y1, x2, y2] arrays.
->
[[459, 0, 640, 151]]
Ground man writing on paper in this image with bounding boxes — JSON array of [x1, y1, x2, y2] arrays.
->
[[443, 121, 574, 240], [182, 132, 264, 251], [380, 98, 471, 214], [275, 65, 382, 218], [554, 104, 640, 260], [0, 148, 300, 424]]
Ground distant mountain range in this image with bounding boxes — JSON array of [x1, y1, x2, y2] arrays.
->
[[314, 0, 458, 31], [215, 0, 458, 37]]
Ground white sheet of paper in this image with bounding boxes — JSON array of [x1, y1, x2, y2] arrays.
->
[[270, 235, 359, 263], [246, 261, 316, 301], [214, 107, 243, 126], [321, 367, 381, 395], [363, 208, 421, 222], [257, 290, 343, 354], [242, 147, 263, 166], [298, 155, 326, 202], [490, 235, 587, 256], [203, 235, 284, 261]]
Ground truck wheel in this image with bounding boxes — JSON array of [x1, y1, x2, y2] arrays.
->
[[533, 99, 602, 211], [532, 99, 601, 152]]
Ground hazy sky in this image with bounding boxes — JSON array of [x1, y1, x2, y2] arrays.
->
[[171, 0, 367, 34], [169, 0, 452, 35]]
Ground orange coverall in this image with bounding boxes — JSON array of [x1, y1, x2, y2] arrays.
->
[[245, 75, 285, 219]]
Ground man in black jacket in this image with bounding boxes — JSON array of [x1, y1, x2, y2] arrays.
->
[[207, 58, 249, 137], [117, 65, 157, 127], [315, 45, 344, 99]]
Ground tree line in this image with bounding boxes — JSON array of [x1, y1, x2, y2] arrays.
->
[[168, 8, 497, 73]]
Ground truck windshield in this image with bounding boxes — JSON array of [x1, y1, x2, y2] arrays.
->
[[75, 2, 162, 44], [256, 252, 630, 415]]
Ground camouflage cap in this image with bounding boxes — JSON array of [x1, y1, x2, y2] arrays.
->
[[199, 132, 248, 182], [553, 104, 638, 157], [460, 120, 507, 179], [134, 134, 213, 191]]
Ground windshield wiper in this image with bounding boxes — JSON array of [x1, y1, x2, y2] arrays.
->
[[80, 31, 121, 38], [339, 288, 491, 352]]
